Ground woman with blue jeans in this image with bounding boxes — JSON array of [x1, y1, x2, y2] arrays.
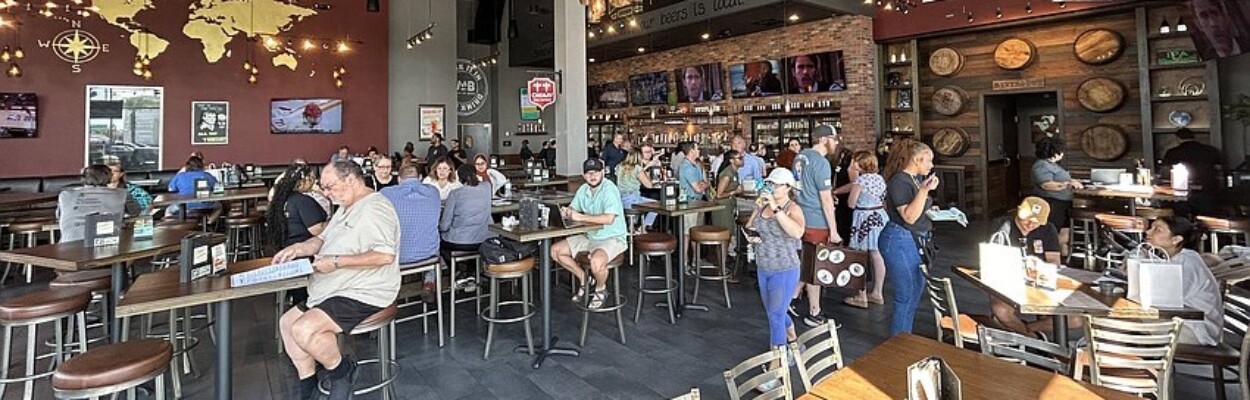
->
[[744, 168, 806, 389], [879, 139, 939, 336]]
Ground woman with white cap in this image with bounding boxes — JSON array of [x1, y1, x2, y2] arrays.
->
[[743, 168, 806, 390]]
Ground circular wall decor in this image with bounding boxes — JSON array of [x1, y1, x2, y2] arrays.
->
[[1073, 29, 1125, 65], [932, 86, 967, 117], [1079, 124, 1129, 161], [931, 127, 970, 157], [929, 48, 965, 76], [456, 59, 489, 117], [994, 38, 1036, 70], [1077, 77, 1126, 112]]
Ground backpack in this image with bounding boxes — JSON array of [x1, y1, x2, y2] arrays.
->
[[478, 237, 538, 264]]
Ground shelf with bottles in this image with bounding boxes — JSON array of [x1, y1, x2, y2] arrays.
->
[[741, 100, 839, 114], [635, 130, 734, 148], [883, 42, 913, 67], [587, 113, 625, 123]]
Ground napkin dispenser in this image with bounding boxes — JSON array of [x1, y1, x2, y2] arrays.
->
[[179, 233, 227, 283], [83, 212, 122, 248]]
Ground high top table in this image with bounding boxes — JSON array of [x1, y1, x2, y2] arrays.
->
[[632, 200, 726, 318], [152, 186, 269, 220], [490, 189, 576, 214], [0, 192, 58, 212], [1073, 185, 1187, 216], [489, 221, 603, 369]]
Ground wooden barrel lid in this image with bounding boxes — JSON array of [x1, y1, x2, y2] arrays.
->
[[1073, 29, 1125, 65], [929, 48, 964, 76], [930, 128, 970, 157], [1079, 124, 1129, 161], [1077, 77, 1126, 112], [994, 38, 1036, 70], [932, 86, 966, 117]]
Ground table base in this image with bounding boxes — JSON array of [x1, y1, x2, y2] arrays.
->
[[516, 336, 580, 369]]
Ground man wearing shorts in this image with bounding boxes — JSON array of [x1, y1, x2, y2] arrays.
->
[[274, 160, 401, 400], [552, 158, 629, 310], [792, 125, 843, 327]]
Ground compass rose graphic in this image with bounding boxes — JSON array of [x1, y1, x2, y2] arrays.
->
[[52, 29, 103, 64]]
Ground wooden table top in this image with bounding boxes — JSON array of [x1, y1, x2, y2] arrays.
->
[[489, 222, 604, 243], [0, 228, 211, 271], [954, 267, 1203, 320], [0, 192, 59, 210], [116, 257, 306, 317], [1074, 185, 1187, 202], [516, 179, 571, 188], [801, 334, 1137, 400], [633, 200, 726, 216], [151, 187, 269, 207]]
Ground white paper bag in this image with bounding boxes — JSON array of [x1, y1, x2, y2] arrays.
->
[[980, 232, 1027, 303], [1126, 245, 1185, 309]]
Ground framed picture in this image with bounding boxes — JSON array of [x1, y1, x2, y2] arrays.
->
[[191, 101, 229, 145], [1156, 48, 1201, 65], [418, 104, 444, 141], [1030, 114, 1059, 143]]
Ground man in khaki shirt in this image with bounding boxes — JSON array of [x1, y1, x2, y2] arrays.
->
[[274, 160, 400, 400]]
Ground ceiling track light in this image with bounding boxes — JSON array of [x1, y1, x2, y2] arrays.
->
[[405, 23, 436, 50]]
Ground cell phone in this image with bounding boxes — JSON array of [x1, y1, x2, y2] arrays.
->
[[741, 227, 760, 239]]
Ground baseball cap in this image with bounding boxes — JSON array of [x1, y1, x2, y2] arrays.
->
[[765, 168, 798, 188], [1016, 197, 1051, 224], [582, 158, 605, 173], [811, 124, 839, 140]]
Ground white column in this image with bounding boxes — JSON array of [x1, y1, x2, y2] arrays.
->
[[553, 0, 588, 176]]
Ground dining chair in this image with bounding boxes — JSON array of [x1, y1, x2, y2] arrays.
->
[[922, 266, 993, 349], [789, 320, 844, 391], [1077, 316, 1183, 400], [723, 347, 792, 400], [1172, 287, 1250, 400], [976, 325, 1072, 375], [1092, 213, 1148, 272]]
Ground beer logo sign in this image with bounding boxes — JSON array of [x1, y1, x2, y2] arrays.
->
[[40, 24, 109, 73], [457, 59, 488, 117]]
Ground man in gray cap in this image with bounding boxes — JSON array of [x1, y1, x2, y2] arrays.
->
[[552, 158, 629, 309], [791, 124, 842, 327]]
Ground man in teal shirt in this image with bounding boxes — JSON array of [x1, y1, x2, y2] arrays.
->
[[552, 158, 628, 310]]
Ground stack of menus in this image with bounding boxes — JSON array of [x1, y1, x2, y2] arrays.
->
[[179, 233, 227, 283], [83, 212, 122, 248], [907, 357, 962, 400]]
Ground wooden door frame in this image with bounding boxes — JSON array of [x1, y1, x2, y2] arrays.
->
[[977, 88, 1064, 218]]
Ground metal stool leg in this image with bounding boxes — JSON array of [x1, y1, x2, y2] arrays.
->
[[720, 242, 732, 309], [0, 325, 9, 396], [522, 273, 534, 355], [484, 275, 500, 359], [692, 244, 702, 304], [664, 254, 676, 324], [613, 268, 625, 344], [579, 272, 592, 347], [634, 255, 647, 323]]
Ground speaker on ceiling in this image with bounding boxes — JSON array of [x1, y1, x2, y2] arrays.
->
[[366, 0, 379, 12]]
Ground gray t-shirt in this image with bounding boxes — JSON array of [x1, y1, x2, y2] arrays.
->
[[1175, 249, 1223, 346], [57, 187, 136, 243], [440, 183, 494, 245], [794, 149, 833, 229], [885, 172, 932, 234], [1031, 159, 1073, 201], [307, 193, 402, 309]]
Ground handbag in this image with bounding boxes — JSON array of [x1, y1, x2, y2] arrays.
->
[[979, 231, 1028, 302], [811, 243, 870, 290], [478, 237, 538, 264], [1126, 244, 1184, 309]]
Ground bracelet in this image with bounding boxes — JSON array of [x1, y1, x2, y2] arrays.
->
[[332, 255, 340, 270]]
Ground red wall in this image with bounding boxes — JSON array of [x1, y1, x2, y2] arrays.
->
[[0, 1, 389, 178], [874, 0, 1134, 41]]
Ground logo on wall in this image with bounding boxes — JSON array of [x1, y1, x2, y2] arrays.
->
[[39, 27, 109, 73], [527, 77, 557, 111], [457, 59, 489, 117]]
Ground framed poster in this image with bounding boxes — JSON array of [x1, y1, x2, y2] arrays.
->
[[191, 101, 229, 145], [419, 104, 444, 141], [520, 88, 540, 121]]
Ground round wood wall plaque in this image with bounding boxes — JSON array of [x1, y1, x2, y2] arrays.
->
[[1073, 29, 1125, 65], [932, 86, 967, 117], [1079, 124, 1129, 161], [931, 127, 970, 158], [929, 48, 964, 76], [994, 38, 1036, 70], [1077, 77, 1126, 112]]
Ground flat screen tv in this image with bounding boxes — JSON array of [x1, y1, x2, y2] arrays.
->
[[784, 51, 848, 93], [588, 81, 629, 109], [729, 60, 785, 98], [1188, 0, 1250, 60], [629, 71, 669, 106], [674, 63, 725, 103], [270, 99, 343, 134], [0, 93, 37, 138]]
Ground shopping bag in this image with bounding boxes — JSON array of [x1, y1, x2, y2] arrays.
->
[[811, 243, 869, 290], [979, 231, 1027, 303], [1126, 244, 1184, 309]]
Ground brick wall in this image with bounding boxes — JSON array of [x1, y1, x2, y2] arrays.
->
[[587, 15, 877, 153]]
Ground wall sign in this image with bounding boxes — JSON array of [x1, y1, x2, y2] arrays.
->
[[191, 101, 229, 145], [527, 77, 557, 110], [991, 78, 1045, 91], [520, 88, 540, 121], [457, 59, 488, 116]]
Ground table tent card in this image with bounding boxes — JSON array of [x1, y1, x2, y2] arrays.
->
[[979, 231, 1027, 303], [83, 212, 122, 248], [133, 214, 155, 239], [907, 356, 962, 400], [180, 233, 227, 282], [1126, 244, 1184, 308]]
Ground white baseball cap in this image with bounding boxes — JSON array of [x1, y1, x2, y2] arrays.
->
[[765, 168, 798, 188]]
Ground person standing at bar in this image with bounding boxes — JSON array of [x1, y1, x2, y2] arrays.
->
[[544, 139, 558, 168], [520, 139, 534, 161], [776, 139, 801, 171], [1160, 128, 1221, 217], [879, 138, 938, 336], [1031, 137, 1083, 256], [449, 139, 469, 169], [601, 133, 628, 171], [426, 134, 449, 164], [790, 125, 841, 327]]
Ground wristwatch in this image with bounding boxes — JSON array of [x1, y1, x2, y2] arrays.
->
[[332, 255, 340, 270]]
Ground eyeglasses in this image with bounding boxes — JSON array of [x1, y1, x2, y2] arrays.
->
[[376, 164, 392, 169]]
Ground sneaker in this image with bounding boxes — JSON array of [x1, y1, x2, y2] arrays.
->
[[588, 290, 608, 310], [456, 277, 477, 293], [326, 357, 357, 400], [419, 282, 437, 303], [803, 313, 827, 327]]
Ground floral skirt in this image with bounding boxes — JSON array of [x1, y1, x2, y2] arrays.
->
[[850, 209, 888, 251]]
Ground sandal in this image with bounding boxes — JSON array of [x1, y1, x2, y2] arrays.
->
[[843, 295, 869, 309], [868, 294, 885, 305], [588, 290, 607, 310], [571, 288, 586, 303]]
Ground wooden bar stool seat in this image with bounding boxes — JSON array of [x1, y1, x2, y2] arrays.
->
[[1, 288, 92, 399], [0, 288, 92, 322], [224, 215, 262, 261], [689, 225, 731, 242], [689, 225, 733, 309], [49, 270, 113, 293], [574, 252, 627, 346], [482, 258, 536, 359], [634, 232, 677, 253], [1093, 213, 1148, 272], [633, 233, 678, 324], [3, 218, 56, 285], [51, 339, 172, 400], [1198, 216, 1250, 253]]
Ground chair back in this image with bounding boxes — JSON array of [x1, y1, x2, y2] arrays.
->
[[976, 325, 1072, 375], [922, 270, 967, 348], [790, 321, 844, 391], [723, 347, 792, 400], [670, 388, 701, 400], [1083, 316, 1183, 399], [1222, 288, 1250, 400]]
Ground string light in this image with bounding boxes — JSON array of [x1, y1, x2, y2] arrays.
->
[[7, 63, 20, 77]]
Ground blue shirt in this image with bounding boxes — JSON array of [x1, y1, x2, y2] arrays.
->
[[678, 158, 706, 201], [168, 170, 218, 210], [739, 153, 766, 186], [380, 179, 441, 263], [571, 180, 628, 241], [794, 149, 833, 228], [601, 143, 627, 169]]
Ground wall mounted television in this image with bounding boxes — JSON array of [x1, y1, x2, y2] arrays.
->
[[728, 60, 785, 98], [271, 98, 343, 134], [674, 63, 725, 103], [628, 71, 670, 106], [1188, 0, 1250, 60], [784, 51, 848, 93], [0, 93, 37, 138], [588, 81, 629, 109]]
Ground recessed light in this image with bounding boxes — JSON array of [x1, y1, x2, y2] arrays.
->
[[701, 33, 710, 40], [588, 31, 595, 38], [788, 14, 799, 21], [637, 47, 646, 53], [628, 18, 637, 27], [588, 58, 596, 63]]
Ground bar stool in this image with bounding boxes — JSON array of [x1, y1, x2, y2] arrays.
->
[[1198, 216, 1250, 253], [319, 304, 399, 400], [1093, 213, 1148, 272], [50, 339, 172, 400], [0, 288, 92, 400], [632, 233, 678, 324], [223, 214, 263, 261], [574, 252, 626, 346], [447, 250, 484, 338], [393, 257, 444, 348], [482, 257, 536, 359], [1136, 207, 1174, 221], [3, 218, 53, 285], [624, 208, 644, 266], [48, 270, 113, 349], [1069, 208, 1100, 269], [689, 225, 732, 309]]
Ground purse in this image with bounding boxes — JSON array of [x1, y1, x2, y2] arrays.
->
[[811, 243, 870, 290]]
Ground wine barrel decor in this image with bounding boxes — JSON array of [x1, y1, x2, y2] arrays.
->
[[1079, 124, 1129, 161], [994, 38, 1036, 70], [929, 48, 964, 77], [930, 127, 970, 157], [1073, 29, 1125, 65], [1077, 77, 1126, 112], [931, 86, 967, 117]]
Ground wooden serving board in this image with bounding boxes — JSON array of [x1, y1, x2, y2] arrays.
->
[[995, 38, 1036, 70], [1079, 124, 1129, 161], [928, 48, 964, 77], [1073, 29, 1125, 65], [930, 127, 970, 157], [1077, 77, 1126, 112], [931, 86, 966, 117]]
